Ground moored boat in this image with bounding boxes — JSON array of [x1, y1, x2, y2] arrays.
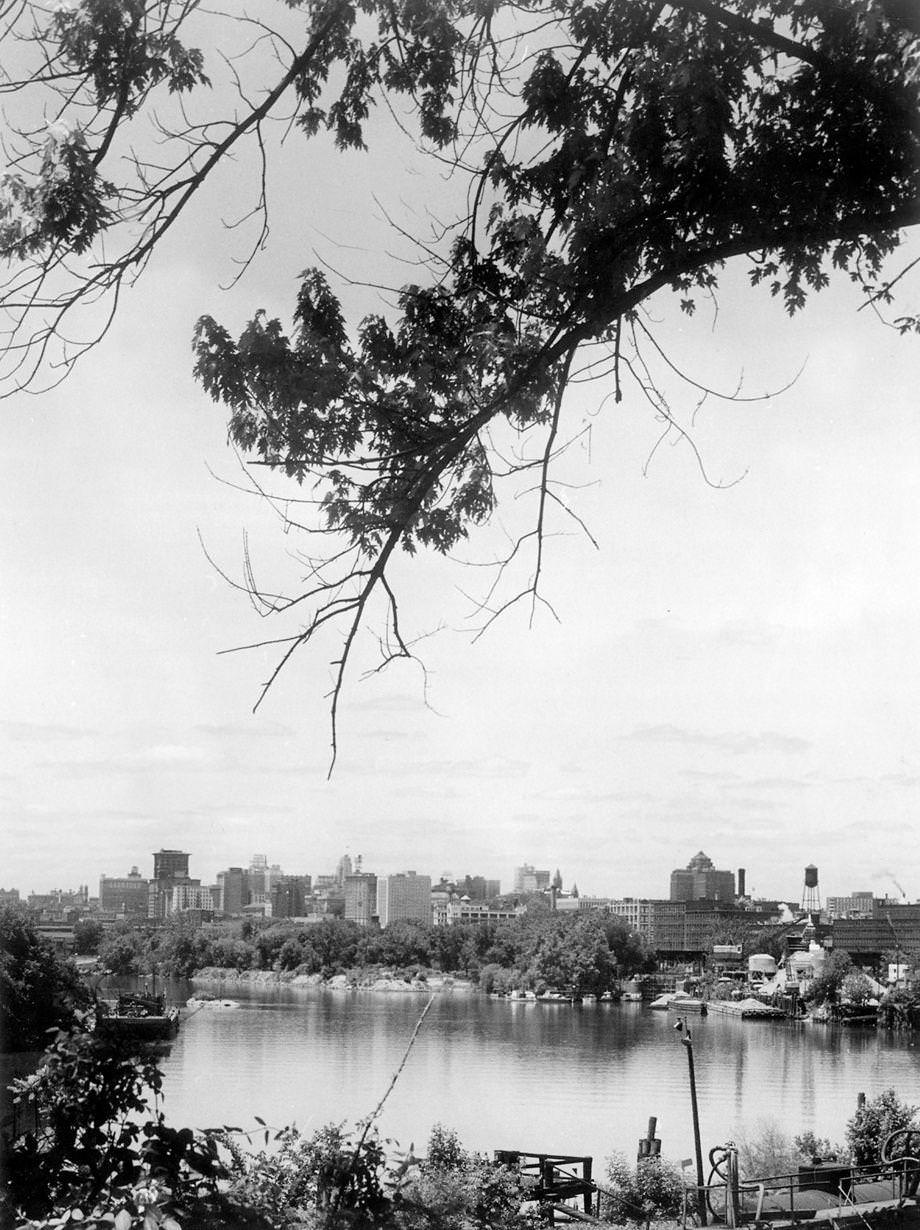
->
[[95, 992, 180, 1040]]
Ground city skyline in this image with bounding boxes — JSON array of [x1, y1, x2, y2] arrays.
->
[[4, 843, 904, 910]]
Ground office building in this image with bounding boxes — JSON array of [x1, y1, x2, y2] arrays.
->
[[99, 867, 149, 918], [376, 871, 431, 927], [513, 864, 551, 894], [669, 851, 735, 902], [345, 873, 378, 926]]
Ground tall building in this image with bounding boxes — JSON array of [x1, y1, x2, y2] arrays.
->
[[336, 854, 354, 885], [513, 864, 551, 894], [153, 850, 190, 881], [271, 875, 311, 919], [149, 850, 191, 918], [669, 851, 735, 902], [216, 867, 249, 915], [99, 867, 149, 918], [376, 871, 431, 927], [345, 873, 378, 926]]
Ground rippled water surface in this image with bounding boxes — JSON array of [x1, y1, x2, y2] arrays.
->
[[158, 987, 920, 1162]]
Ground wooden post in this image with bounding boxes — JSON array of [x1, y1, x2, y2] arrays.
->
[[638, 1116, 660, 1163], [584, 1157, 593, 1214]]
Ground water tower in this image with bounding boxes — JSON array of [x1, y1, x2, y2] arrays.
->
[[801, 864, 821, 913]]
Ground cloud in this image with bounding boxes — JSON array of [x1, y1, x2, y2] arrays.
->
[[350, 692, 428, 714], [0, 719, 91, 742], [626, 724, 810, 755], [193, 721, 296, 740]]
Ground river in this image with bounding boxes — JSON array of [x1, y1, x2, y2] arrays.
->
[[154, 985, 920, 1166]]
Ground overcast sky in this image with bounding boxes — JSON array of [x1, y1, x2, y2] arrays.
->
[[2, 17, 919, 904]]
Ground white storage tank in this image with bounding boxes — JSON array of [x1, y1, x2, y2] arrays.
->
[[748, 953, 777, 977]]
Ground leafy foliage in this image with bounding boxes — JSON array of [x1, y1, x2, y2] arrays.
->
[[804, 949, 854, 1007], [98, 908, 652, 989], [2, 1, 919, 734], [600, 1153, 684, 1228], [846, 1089, 919, 1167], [0, 907, 90, 1051], [735, 1119, 799, 1180], [1, 1025, 225, 1225]]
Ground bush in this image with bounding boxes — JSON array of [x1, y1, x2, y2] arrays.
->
[[735, 1120, 799, 1180], [841, 972, 874, 1006], [600, 1154, 683, 1228], [846, 1090, 919, 1166], [1, 1025, 225, 1225]]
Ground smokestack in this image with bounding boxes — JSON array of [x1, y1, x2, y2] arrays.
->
[[737, 868, 746, 898]]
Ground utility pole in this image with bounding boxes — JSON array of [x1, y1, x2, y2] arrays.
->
[[675, 1018, 707, 1226]]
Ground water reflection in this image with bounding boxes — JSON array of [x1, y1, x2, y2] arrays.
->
[[157, 986, 920, 1164]]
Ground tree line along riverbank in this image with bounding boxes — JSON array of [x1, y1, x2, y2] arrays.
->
[[80, 909, 657, 998]]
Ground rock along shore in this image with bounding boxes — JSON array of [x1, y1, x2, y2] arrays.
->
[[189, 967, 471, 994]]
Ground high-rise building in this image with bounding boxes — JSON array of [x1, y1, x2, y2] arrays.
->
[[153, 850, 190, 882], [376, 871, 431, 927], [513, 864, 551, 894], [669, 851, 735, 902], [345, 873, 378, 926], [271, 875, 311, 919], [99, 867, 149, 918], [149, 850, 191, 918], [216, 867, 249, 915], [336, 854, 354, 885]]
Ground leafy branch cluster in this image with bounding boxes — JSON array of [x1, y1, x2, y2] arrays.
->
[[2, 1, 919, 744]]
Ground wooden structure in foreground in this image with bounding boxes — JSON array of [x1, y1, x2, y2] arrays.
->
[[494, 1150, 594, 1224], [491, 1146, 920, 1229]]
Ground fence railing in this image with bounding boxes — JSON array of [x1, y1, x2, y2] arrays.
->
[[683, 1156, 920, 1226]]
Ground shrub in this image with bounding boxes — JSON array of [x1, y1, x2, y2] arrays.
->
[[600, 1153, 683, 1228], [846, 1090, 919, 1166], [735, 1120, 799, 1180]]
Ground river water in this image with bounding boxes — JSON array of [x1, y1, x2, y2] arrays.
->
[[155, 986, 920, 1166]]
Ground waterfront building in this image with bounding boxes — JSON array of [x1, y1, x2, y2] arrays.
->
[[602, 898, 655, 943], [344, 873, 378, 926], [651, 898, 751, 959], [832, 902, 920, 965], [669, 851, 735, 902], [99, 867, 149, 918], [376, 871, 432, 926]]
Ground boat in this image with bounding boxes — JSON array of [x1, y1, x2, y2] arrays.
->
[[622, 990, 644, 1002], [95, 991, 180, 1040], [186, 993, 241, 1010]]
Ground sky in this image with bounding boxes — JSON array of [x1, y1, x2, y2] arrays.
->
[[2, 11, 920, 904]]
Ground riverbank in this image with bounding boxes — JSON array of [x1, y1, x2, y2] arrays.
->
[[189, 966, 473, 993]]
